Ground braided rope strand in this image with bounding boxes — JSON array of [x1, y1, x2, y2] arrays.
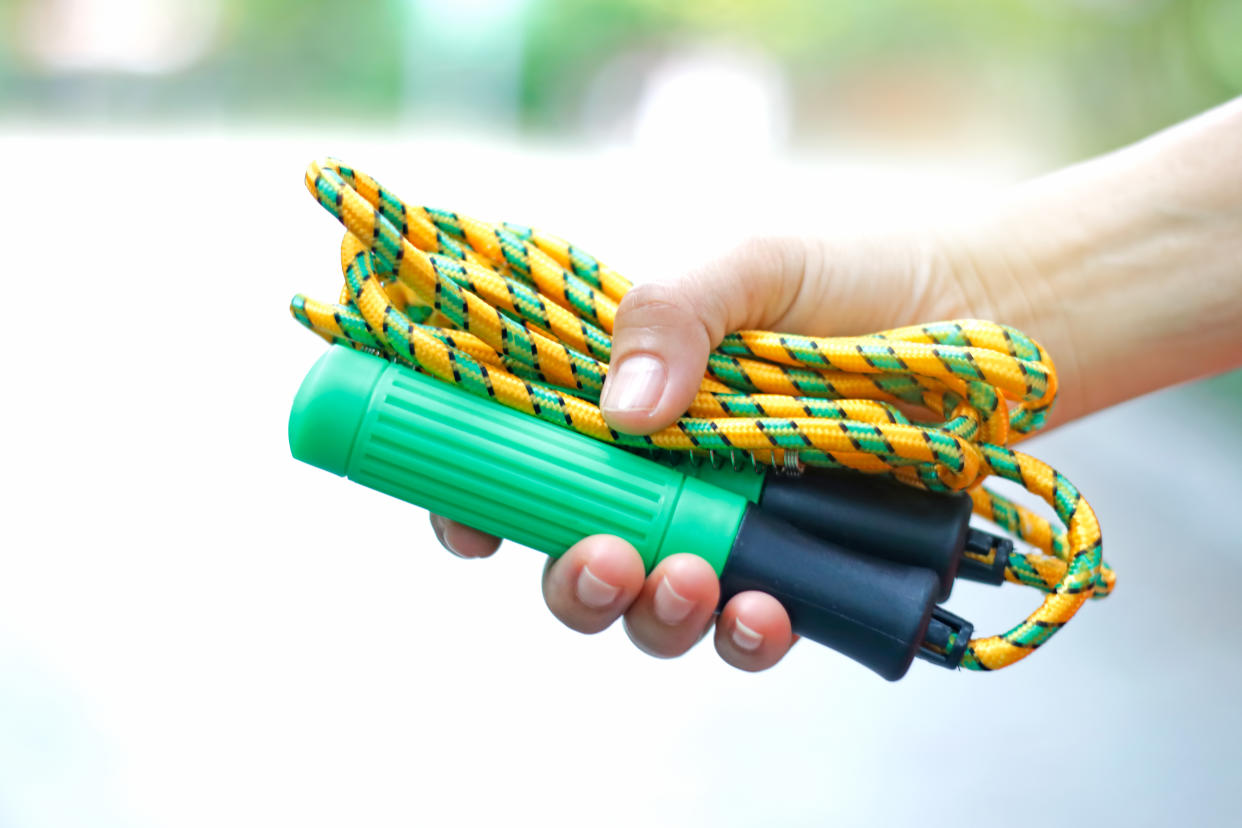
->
[[291, 158, 1113, 671]]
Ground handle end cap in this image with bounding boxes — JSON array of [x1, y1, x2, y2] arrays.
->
[[289, 346, 387, 476]]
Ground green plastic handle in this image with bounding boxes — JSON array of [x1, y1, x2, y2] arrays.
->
[[288, 346, 747, 574]]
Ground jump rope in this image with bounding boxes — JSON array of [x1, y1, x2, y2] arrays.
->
[[289, 158, 1114, 677]]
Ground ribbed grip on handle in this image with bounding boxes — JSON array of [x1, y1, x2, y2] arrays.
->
[[289, 346, 746, 573]]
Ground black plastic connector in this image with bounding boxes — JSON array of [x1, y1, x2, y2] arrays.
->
[[915, 606, 972, 669], [759, 469, 973, 601], [721, 505, 968, 680], [957, 528, 1013, 586]]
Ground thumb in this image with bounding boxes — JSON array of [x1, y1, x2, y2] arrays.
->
[[599, 237, 810, 435]]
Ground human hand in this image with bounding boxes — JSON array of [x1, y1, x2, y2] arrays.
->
[[431, 230, 984, 670]]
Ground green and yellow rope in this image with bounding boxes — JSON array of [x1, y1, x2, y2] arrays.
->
[[291, 157, 1114, 672]]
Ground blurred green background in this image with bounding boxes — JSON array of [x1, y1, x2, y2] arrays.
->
[[3, 0, 1241, 160]]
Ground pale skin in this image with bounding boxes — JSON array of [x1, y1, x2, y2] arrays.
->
[[431, 98, 1242, 671]]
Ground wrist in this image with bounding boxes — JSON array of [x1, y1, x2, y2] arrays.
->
[[927, 95, 1242, 427], [925, 213, 1086, 426], [1005, 100, 1242, 419]]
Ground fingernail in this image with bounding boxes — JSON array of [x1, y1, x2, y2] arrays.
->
[[443, 523, 472, 558], [576, 564, 620, 609], [431, 515, 466, 558], [653, 577, 695, 625], [731, 619, 763, 652], [600, 354, 666, 414]]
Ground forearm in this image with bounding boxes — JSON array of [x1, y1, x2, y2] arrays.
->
[[941, 97, 1242, 425]]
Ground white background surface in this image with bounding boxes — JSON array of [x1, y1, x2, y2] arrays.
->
[[3, 130, 1241, 827]]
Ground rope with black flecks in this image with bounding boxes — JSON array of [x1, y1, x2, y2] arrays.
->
[[291, 158, 1114, 671]]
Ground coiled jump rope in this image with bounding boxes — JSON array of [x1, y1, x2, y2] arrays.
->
[[290, 158, 1114, 673]]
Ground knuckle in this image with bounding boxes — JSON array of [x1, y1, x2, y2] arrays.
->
[[727, 235, 801, 279], [684, 235, 809, 336], [731, 235, 785, 268], [614, 280, 713, 352], [616, 281, 690, 324]]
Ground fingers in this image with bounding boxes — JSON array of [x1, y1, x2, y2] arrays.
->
[[543, 545, 796, 671], [431, 517, 796, 671], [429, 514, 501, 559], [541, 535, 647, 634], [600, 237, 812, 435], [713, 591, 796, 672], [622, 554, 721, 658]]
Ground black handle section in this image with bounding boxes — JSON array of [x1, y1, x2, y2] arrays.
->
[[759, 469, 973, 601], [721, 505, 960, 681]]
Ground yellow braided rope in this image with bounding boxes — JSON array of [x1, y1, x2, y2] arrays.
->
[[291, 158, 1114, 671]]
